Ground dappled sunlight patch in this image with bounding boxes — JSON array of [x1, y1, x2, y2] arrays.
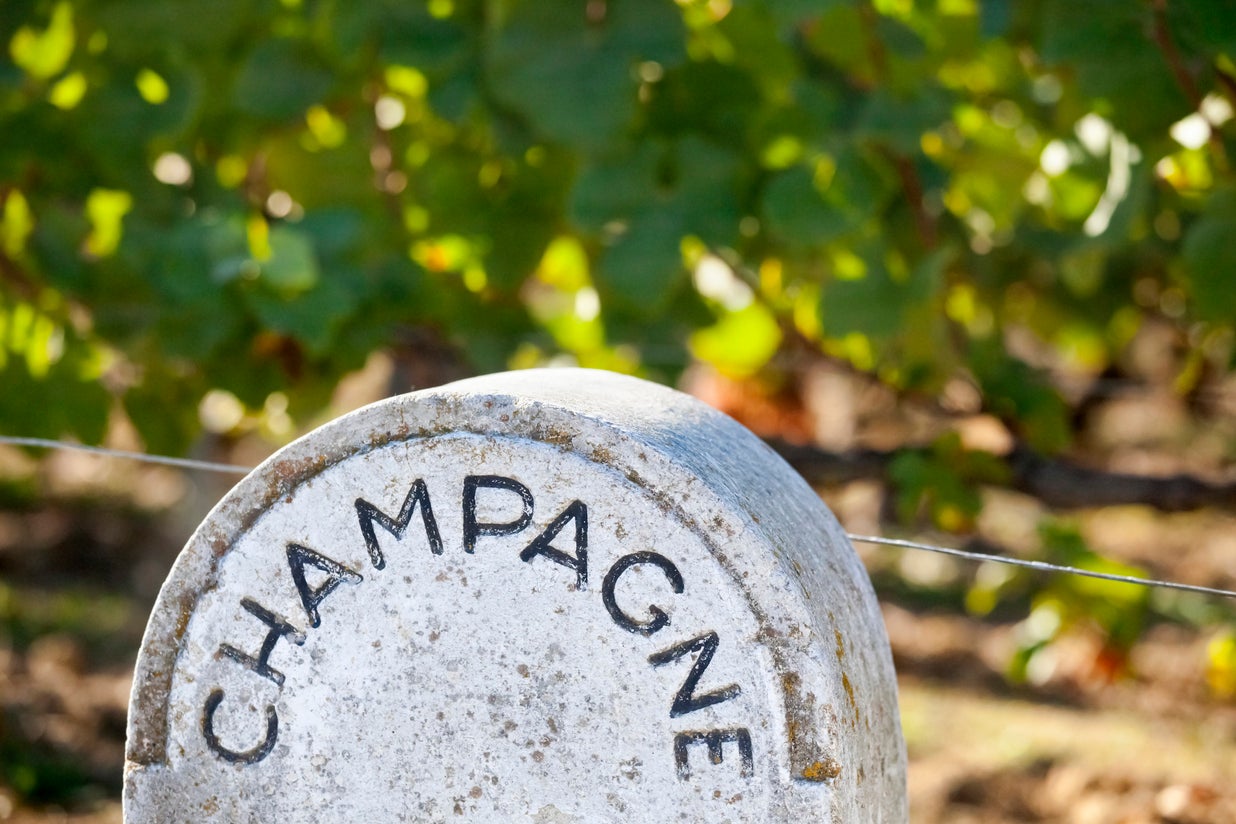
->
[[47, 70, 87, 109], [9, 1, 75, 80], [83, 189, 133, 259], [135, 68, 169, 105], [1, 190, 35, 259]]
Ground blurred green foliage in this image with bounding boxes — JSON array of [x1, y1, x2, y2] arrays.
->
[[1001, 521, 1151, 682], [0, 582, 135, 804], [2, 5, 1236, 804], [0, 582, 133, 654], [890, 431, 1010, 530], [1, 0, 1233, 455], [0, 737, 97, 806], [3, 0, 1236, 707]]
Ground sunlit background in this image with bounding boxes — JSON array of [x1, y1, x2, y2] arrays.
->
[[3, 0, 1236, 820]]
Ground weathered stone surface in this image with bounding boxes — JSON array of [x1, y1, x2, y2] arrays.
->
[[124, 369, 906, 822]]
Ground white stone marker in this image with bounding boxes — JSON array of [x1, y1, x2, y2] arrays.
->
[[125, 369, 906, 822]]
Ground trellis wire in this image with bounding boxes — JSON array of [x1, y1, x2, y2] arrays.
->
[[0, 435, 252, 474], [846, 534, 1236, 600], [3, 433, 1234, 601]]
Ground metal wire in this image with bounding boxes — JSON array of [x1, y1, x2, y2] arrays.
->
[[4, 433, 1235, 600], [0, 435, 252, 474], [848, 534, 1236, 601]]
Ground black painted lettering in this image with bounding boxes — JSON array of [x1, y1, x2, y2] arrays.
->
[[218, 598, 307, 687], [462, 475, 534, 553], [602, 551, 684, 636], [286, 543, 363, 629], [520, 500, 588, 589], [202, 688, 278, 765], [356, 479, 443, 569], [673, 728, 754, 779], [649, 631, 740, 718]]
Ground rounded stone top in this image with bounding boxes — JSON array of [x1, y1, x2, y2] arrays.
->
[[124, 368, 906, 822]]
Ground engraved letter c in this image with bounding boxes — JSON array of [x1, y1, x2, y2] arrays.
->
[[202, 688, 278, 765]]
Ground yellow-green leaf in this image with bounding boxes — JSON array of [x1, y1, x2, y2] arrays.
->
[[9, 1, 75, 80], [690, 301, 782, 378], [2, 190, 35, 258], [48, 70, 88, 109], [84, 189, 133, 258]]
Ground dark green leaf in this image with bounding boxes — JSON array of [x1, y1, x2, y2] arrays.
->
[[1182, 201, 1236, 325], [762, 166, 854, 248], [485, 0, 685, 149], [234, 39, 335, 120]]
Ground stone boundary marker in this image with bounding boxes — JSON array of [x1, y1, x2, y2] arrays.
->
[[124, 369, 907, 822]]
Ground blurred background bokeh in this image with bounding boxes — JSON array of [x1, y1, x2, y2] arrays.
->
[[2, 0, 1236, 820]]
